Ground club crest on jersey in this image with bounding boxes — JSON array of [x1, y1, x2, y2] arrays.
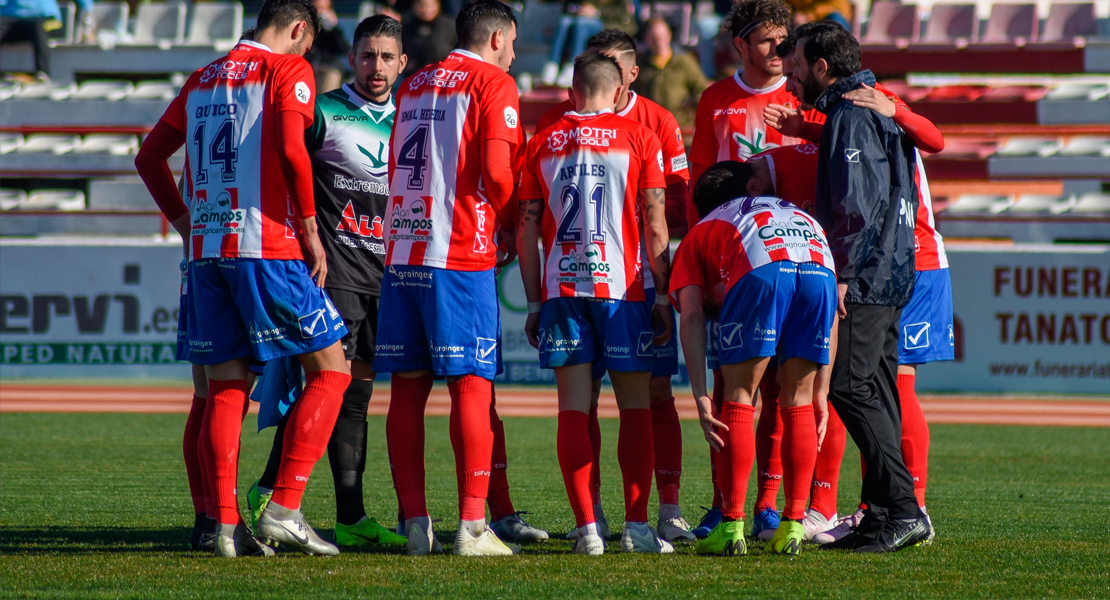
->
[[733, 130, 778, 160], [795, 144, 818, 155], [337, 201, 384, 239]]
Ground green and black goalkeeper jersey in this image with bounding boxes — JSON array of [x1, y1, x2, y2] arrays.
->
[[306, 83, 394, 295]]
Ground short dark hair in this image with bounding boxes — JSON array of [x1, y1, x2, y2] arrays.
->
[[586, 28, 636, 54], [572, 52, 623, 98], [723, 0, 792, 41], [353, 14, 403, 50], [256, 0, 321, 38], [795, 20, 860, 79], [456, 0, 517, 50], [693, 161, 753, 218], [775, 31, 795, 58]]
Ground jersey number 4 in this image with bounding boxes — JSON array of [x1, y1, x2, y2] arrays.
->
[[396, 124, 430, 190], [192, 120, 239, 184], [556, 183, 606, 244]]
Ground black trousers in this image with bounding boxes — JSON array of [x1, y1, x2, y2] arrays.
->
[[829, 303, 920, 526], [0, 17, 51, 75]]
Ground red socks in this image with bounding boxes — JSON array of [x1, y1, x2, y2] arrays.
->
[[710, 369, 724, 509], [202, 379, 250, 524], [898, 373, 930, 507], [271, 370, 349, 510], [183, 394, 206, 514], [557, 410, 596, 527], [719, 402, 755, 520], [618, 408, 654, 523], [588, 403, 603, 505], [487, 396, 515, 521], [448, 375, 494, 522], [810, 403, 846, 519], [755, 372, 783, 512], [781, 404, 818, 520], [651, 397, 682, 505], [387, 373, 433, 519]]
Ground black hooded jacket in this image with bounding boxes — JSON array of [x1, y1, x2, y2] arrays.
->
[[814, 70, 918, 307]]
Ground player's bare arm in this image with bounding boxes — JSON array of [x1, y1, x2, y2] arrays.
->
[[676, 285, 727, 450], [641, 186, 672, 345], [812, 311, 837, 450], [517, 196, 544, 348]]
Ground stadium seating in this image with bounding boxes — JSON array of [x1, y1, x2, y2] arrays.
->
[[918, 4, 978, 45], [980, 3, 1039, 43], [77, 2, 130, 42], [19, 190, 86, 211], [0, 189, 28, 211], [1041, 2, 1100, 41], [133, 2, 189, 46], [862, 1, 920, 46], [185, 3, 245, 46]]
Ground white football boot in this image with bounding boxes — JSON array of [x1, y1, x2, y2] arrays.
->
[[812, 508, 863, 545], [571, 523, 605, 556], [801, 508, 837, 541], [255, 503, 339, 556], [656, 504, 696, 542], [405, 516, 444, 556], [620, 522, 674, 554], [453, 520, 519, 556]]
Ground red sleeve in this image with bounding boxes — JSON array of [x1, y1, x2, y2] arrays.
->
[[668, 232, 706, 308], [479, 73, 522, 144], [638, 129, 667, 192], [657, 112, 690, 186], [518, 135, 544, 201], [685, 162, 709, 230], [892, 104, 945, 154], [135, 119, 188, 221], [275, 111, 315, 219], [273, 57, 316, 121], [482, 139, 517, 231]]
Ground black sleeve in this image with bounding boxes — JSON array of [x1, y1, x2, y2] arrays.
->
[[822, 107, 891, 282]]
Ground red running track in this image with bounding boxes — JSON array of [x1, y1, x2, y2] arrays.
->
[[1, 384, 1108, 427]]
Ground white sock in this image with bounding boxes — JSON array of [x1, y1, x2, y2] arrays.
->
[[460, 518, 486, 537]]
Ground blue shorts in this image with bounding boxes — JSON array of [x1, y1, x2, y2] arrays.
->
[[539, 297, 654, 373], [374, 265, 500, 380], [706, 318, 720, 371], [176, 293, 188, 361], [717, 261, 836, 366], [646, 288, 679, 378], [899, 268, 955, 364], [183, 258, 347, 365]]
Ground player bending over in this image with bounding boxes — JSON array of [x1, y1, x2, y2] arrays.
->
[[243, 15, 409, 550], [136, 0, 353, 558], [518, 52, 673, 556], [376, 0, 522, 557], [671, 163, 836, 556]]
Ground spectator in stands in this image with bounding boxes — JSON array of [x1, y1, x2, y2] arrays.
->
[[542, 0, 638, 87], [0, 0, 91, 80], [632, 17, 708, 129], [786, 0, 851, 28], [400, 0, 456, 79], [306, 0, 352, 93]]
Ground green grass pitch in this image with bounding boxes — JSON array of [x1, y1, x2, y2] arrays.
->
[[1, 411, 1108, 599]]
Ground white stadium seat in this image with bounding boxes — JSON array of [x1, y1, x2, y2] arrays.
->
[[15, 134, 82, 155], [0, 189, 28, 211], [14, 82, 78, 100], [70, 80, 135, 101], [1069, 193, 1110, 214], [0, 80, 20, 101], [1007, 194, 1075, 214], [186, 2, 244, 45], [132, 2, 188, 45], [77, 2, 130, 41], [74, 134, 139, 155], [1058, 136, 1110, 157], [0, 133, 25, 154], [21, 189, 86, 211], [944, 194, 1013, 214], [994, 137, 1063, 157], [128, 80, 178, 101]]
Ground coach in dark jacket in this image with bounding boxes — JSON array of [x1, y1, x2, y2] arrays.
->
[[794, 20, 928, 553]]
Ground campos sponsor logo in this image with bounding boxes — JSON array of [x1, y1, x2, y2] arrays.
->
[[549, 126, 618, 149], [758, 217, 826, 245], [294, 81, 311, 104], [476, 337, 497, 364], [199, 59, 259, 83], [637, 331, 654, 357], [334, 174, 388, 195], [333, 114, 368, 122], [392, 198, 433, 231], [558, 244, 611, 274], [408, 67, 469, 90], [192, 191, 244, 232], [719, 322, 743, 350]]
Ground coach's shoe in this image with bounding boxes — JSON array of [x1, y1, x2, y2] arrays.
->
[[752, 506, 781, 540], [335, 516, 407, 547], [695, 520, 746, 556], [190, 513, 206, 550], [453, 521, 518, 556], [620, 522, 674, 554], [491, 512, 549, 543], [692, 506, 723, 539], [198, 516, 218, 552], [247, 480, 272, 535], [813, 508, 863, 545], [657, 504, 696, 543], [214, 522, 275, 558], [405, 516, 443, 556], [256, 503, 339, 556], [917, 507, 935, 546], [566, 505, 610, 540], [571, 524, 606, 555], [769, 520, 804, 555], [854, 516, 929, 554], [801, 509, 836, 541]]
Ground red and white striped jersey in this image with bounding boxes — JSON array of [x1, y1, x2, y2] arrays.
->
[[385, 49, 521, 271], [519, 110, 666, 301], [670, 196, 835, 307], [912, 149, 948, 270], [160, 40, 316, 261], [753, 143, 821, 213], [535, 91, 689, 187], [690, 74, 825, 166]]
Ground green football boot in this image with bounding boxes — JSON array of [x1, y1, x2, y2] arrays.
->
[[769, 519, 805, 555], [695, 520, 746, 556], [246, 480, 272, 535], [335, 516, 408, 547]]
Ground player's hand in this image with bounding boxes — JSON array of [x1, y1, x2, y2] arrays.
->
[[837, 282, 848, 319], [695, 394, 727, 451], [525, 312, 541, 349], [300, 217, 328, 288], [844, 83, 896, 118], [652, 302, 672, 346], [764, 104, 804, 137], [495, 227, 517, 271], [813, 395, 829, 451]]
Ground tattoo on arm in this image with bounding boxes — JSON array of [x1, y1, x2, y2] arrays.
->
[[518, 197, 543, 227]]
